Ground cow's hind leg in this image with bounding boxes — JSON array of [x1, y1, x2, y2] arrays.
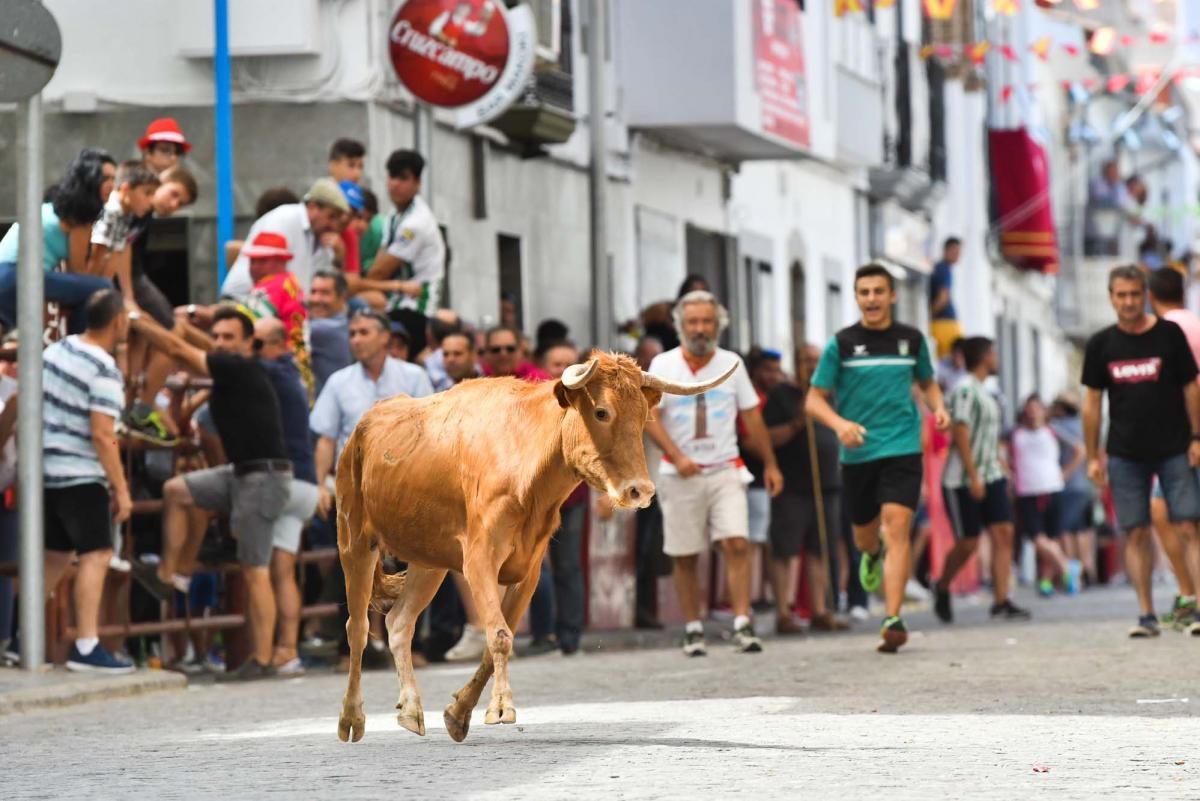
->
[[337, 536, 379, 743], [444, 555, 543, 742], [385, 565, 447, 737]]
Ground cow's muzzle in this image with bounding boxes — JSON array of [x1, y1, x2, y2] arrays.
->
[[612, 479, 655, 509]]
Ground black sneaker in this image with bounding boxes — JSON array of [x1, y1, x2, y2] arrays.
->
[[990, 599, 1032, 621], [217, 659, 277, 682], [130, 560, 174, 603], [522, 638, 559, 657], [877, 616, 908, 653], [123, 402, 178, 447], [682, 629, 707, 657], [1129, 615, 1161, 638], [934, 587, 953, 623], [731, 623, 763, 653]]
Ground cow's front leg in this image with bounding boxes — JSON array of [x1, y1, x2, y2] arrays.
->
[[385, 565, 447, 737], [445, 549, 543, 741]]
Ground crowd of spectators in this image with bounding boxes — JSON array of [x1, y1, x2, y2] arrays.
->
[[5, 126, 1198, 674]]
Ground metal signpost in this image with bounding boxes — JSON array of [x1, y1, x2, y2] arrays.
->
[[1, 0, 62, 671]]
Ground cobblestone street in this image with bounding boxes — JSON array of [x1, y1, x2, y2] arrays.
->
[[4, 585, 1198, 800]]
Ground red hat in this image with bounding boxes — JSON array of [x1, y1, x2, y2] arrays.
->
[[241, 232, 293, 261], [138, 117, 192, 153]]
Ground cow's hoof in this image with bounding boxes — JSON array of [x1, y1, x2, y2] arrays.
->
[[338, 713, 366, 743], [397, 709, 425, 736], [484, 703, 515, 725], [500, 706, 517, 725], [444, 705, 470, 742]]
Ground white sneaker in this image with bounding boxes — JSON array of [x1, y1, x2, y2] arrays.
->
[[849, 605, 870, 622], [904, 578, 930, 602], [444, 625, 487, 662], [108, 554, 131, 573], [276, 657, 306, 676]]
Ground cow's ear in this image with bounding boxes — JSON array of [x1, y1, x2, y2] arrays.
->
[[554, 380, 572, 408], [641, 387, 662, 410]]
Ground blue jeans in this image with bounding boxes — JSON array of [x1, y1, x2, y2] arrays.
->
[[0, 261, 115, 335], [549, 504, 586, 650], [1108, 452, 1200, 532], [0, 508, 17, 643]]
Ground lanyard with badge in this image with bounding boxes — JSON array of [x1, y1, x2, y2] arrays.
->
[[386, 204, 416, 281]]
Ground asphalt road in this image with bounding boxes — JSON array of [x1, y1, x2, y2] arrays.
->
[[4, 584, 1199, 800]]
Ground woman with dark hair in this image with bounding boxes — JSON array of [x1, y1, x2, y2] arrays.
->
[[676, 273, 711, 300], [0, 148, 117, 334]]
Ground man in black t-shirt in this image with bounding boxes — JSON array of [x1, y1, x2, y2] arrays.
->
[[129, 306, 295, 679], [1082, 265, 1200, 638], [764, 344, 846, 634]]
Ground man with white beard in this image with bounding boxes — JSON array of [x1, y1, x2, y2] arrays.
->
[[644, 290, 783, 656]]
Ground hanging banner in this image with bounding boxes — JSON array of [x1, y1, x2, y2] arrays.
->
[[834, 0, 863, 18], [388, 0, 536, 130], [754, 0, 811, 149], [990, 128, 1059, 274]]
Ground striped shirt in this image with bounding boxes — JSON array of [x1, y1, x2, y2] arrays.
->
[[382, 195, 445, 315], [942, 374, 1004, 489], [43, 336, 125, 488]]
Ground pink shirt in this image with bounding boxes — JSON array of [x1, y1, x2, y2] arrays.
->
[[1165, 308, 1200, 384]]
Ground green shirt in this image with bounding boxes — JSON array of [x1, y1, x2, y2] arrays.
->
[[811, 321, 935, 465], [359, 214, 384, 272], [941, 374, 1004, 489]]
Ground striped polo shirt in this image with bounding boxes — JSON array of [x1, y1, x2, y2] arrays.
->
[[43, 335, 125, 488]]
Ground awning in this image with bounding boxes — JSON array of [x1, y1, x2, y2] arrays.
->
[[989, 127, 1059, 274]]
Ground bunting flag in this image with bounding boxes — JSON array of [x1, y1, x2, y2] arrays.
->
[[968, 40, 991, 64], [923, 0, 958, 20], [1062, 43, 1079, 56], [1136, 70, 1159, 93], [1106, 74, 1130, 92], [1001, 85, 1014, 103], [875, 0, 896, 7], [919, 45, 935, 60], [1000, 44, 1018, 61], [1073, 0, 1099, 9], [994, 0, 1019, 14], [1031, 36, 1052, 60], [1150, 31, 1170, 44], [834, 0, 863, 17]]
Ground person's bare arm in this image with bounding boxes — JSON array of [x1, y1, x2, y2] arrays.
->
[[931, 287, 951, 316], [91, 411, 132, 523], [0, 397, 16, 448], [315, 435, 337, 520], [644, 407, 699, 478], [129, 314, 209, 376], [739, 406, 783, 497], [805, 386, 865, 448], [345, 273, 407, 297], [1184, 382, 1200, 467], [66, 225, 94, 273], [1083, 388, 1105, 487], [918, 377, 950, 430], [111, 249, 136, 306], [366, 249, 404, 280]]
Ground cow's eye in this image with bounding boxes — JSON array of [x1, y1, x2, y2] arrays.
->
[[595, 408, 610, 422]]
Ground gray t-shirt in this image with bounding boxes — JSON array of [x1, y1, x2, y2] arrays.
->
[[1051, 416, 1088, 494]]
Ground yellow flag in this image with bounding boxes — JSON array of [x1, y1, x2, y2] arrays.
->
[[994, 0, 1018, 15], [835, 0, 864, 17], [923, 0, 958, 20], [1031, 35, 1051, 60]]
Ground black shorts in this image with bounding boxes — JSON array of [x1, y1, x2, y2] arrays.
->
[[133, 273, 176, 329], [1017, 493, 1063, 539], [943, 479, 1012, 539], [842, 454, 923, 527], [44, 483, 112, 554], [769, 492, 841, 559]]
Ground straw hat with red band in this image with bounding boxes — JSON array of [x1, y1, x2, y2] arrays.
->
[[242, 232, 293, 261], [138, 117, 192, 153]]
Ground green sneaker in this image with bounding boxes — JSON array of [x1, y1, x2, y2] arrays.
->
[[124, 403, 178, 447], [877, 615, 908, 653], [1037, 578, 1054, 597], [859, 547, 884, 593], [1160, 596, 1197, 631]]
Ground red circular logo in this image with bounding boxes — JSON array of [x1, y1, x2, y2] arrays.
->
[[388, 0, 510, 109]]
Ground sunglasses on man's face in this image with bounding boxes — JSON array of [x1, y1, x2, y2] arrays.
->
[[489, 345, 518, 355]]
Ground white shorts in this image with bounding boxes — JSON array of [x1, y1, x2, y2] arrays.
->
[[657, 468, 750, 557], [747, 487, 770, 545], [271, 479, 320, 556]]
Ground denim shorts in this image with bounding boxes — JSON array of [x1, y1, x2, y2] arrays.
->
[[1108, 453, 1200, 532]]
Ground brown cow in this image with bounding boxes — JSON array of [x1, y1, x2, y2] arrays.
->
[[335, 350, 734, 742]]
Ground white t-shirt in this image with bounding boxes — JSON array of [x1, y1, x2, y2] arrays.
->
[[1011, 426, 1064, 496], [382, 195, 445, 315], [649, 347, 758, 476]]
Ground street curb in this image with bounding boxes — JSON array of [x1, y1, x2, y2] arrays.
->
[[0, 670, 187, 716]]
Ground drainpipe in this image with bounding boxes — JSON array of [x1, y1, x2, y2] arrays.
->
[[587, 0, 611, 349], [214, 0, 234, 291]]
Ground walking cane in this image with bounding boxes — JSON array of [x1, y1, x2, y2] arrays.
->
[[795, 350, 836, 616]]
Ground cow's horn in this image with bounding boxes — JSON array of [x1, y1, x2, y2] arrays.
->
[[641, 362, 737, 395], [561, 359, 600, 389]]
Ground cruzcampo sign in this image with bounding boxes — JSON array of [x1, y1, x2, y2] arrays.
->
[[389, 0, 536, 129]]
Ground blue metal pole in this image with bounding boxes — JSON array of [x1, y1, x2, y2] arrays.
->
[[214, 0, 234, 290]]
